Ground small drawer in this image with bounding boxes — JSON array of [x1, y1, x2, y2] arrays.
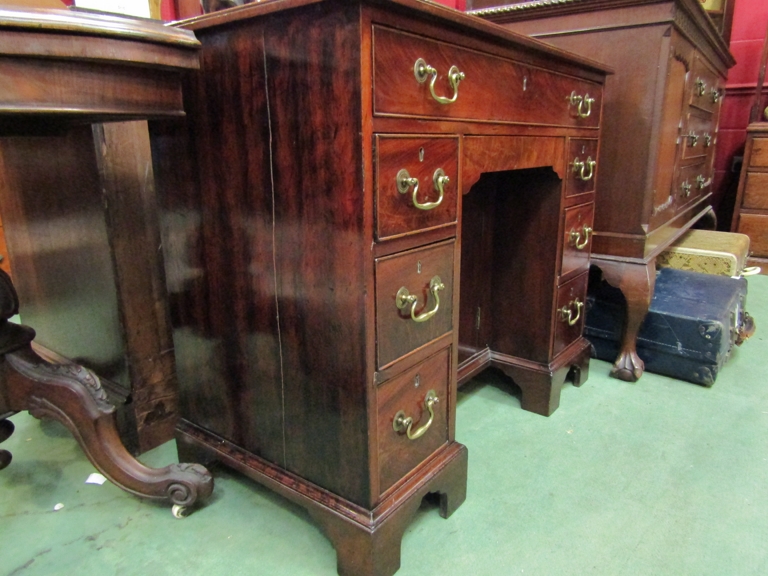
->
[[376, 240, 454, 369], [560, 202, 594, 279], [553, 271, 588, 357], [676, 163, 711, 209], [372, 25, 602, 128], [749, 138, 768, 168], [681, 112, 715, 161], [376, 135, 459, 240], [743, 172, 768, 210], [689, 54, 723, 114], [735, 213, 768, 257], [566, 138, 598, 197], [377, 347, 450, 495]]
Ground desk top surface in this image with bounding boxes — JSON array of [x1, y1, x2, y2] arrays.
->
[[176, 0, 612, 75]]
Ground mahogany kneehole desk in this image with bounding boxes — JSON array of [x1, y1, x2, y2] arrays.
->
[[150, 0, 608, 573]]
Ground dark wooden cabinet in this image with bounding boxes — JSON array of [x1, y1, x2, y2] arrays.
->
[[469, 0, 735, 381], [732, 125, 768, 269], [731, 23, 768, 273], [149, 0, 607, 573]]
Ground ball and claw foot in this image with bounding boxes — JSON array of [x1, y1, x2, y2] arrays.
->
[[610, 350, 644, 382]]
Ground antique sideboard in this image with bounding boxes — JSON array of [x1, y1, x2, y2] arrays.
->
[[0, 6, 211, 514], [148, 0, 608, 572], [469, 0, 735, 381]]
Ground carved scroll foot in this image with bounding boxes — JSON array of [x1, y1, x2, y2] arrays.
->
[[1, 345, 213, 511], [592, 258, 656, 383], [0, 268, 212, 512]]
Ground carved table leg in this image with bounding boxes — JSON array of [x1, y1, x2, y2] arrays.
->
[[0, 270, 213, 514], [592, 258, 656, 382]]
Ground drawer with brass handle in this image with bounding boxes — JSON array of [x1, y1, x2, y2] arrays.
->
[[690, 54, 723, 114], [566, 138, 598, 197], [372, 25, 602, 128], [560, 201, 594, 280], [375, 239, 454, 368], [552, 271, 588, 357], [375, 135, 459, 240], [681, 112, 715, 160], [676, 162, 710, 209], [376, 347, 449, 496]]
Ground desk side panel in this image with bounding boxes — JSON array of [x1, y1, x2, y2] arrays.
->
[[266, 5, 371, 506], [150, 24, 285, 466]]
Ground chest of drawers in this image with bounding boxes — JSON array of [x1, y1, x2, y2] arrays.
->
[[149, 0, 607, 573], [731, 123, 768, 270], [469, 0, 734, 381]]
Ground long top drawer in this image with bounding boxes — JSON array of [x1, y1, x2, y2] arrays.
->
[[372, 25, 602, 128]]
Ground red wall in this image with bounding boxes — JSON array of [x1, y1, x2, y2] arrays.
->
[[714, 0, 768, 228]]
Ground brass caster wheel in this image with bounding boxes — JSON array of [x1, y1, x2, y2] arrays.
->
[[171, 504, 189, 519]]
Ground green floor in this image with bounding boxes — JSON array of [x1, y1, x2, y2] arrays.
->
[[2, 275, 767, 576]]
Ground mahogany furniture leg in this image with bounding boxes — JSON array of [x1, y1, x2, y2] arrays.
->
[[177, 420, 468, 576], [591, 258, 656, 382], [492, 340, 592, 416], [0, 270, 213, 514]]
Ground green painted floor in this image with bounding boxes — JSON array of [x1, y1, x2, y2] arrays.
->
[[2, 274, 767, 576]]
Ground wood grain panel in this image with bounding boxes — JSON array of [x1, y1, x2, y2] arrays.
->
[[742, 172, 768, 210], [566, 138, 598, 197], [560, 201, 594, 279], [150, 23, 284, 463], [376, 240, 454, 368], [749, 137, 768, 167], [689, 53, 723, 114], [552, 271, 588, 357], [265, 5, 371, 506], [375, 135, 459, 240], [377, 347, 449, 495], [373, 25, 602, 128], [736, 213, 768, 257]]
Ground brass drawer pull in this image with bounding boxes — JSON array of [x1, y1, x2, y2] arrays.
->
[[393, 389, 439, 440], [569, 224, 592, 250], [711, 87, 723, 103], [687, 132, 699, 147], [571, 156, 596, 181], [703, 133, 712, 147], [696, 174, 712, 190], [568, 91, 594, 118], [681, 179, 692, 197], [558, 298, 584, 326], [396, 275, 444, 323], [414, 58, 465, 105], [695, 77, 707, 96], [396, 168, 449, 211]]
